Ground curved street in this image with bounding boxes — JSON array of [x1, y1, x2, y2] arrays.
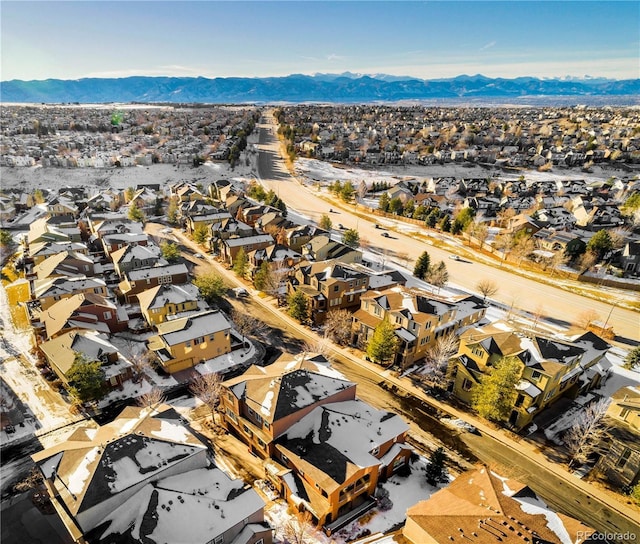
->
[[255, 116, 639, 343]]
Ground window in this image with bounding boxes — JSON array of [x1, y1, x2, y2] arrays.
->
[[226, 408, 237, 423], [462, 378, 473, 391], [243, 424, 253, 437], [194, 337, 204, 345], [515, 394, 524, 408], [103, 311, 112, 320], [620, 408, 630, 420], [617, 448, 632, 468], [185, 341, 191, 348], [531, 371, 541, 380], [333, 285, 339, 292]]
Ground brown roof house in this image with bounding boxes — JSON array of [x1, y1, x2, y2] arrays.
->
[[403, 465, 595, 544], [596, 386, 640, 488], [221, 354, 412, 533], [147, 310, 232, 374], [38, 330, 133, 392], [32, 404, 271, 544]]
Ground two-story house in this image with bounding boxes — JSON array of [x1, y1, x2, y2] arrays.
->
[[31, 251, 95, 281], [220, 234, 274, 265], [117, 263, 189, 303], [302, 235, 362, 264], [147, 310, 232, 373], [352, 287, 486, 369], [596, 386, 640, 488], [32, 404, 271, 544], [287, 261, 370, 325], [38, 330, 133, 391], [32, 276, 108, 310], [110, 244, 166, 278], [137, 283, 203, 326], [450, 322, 612, 430], [220, 354, 411, 533]]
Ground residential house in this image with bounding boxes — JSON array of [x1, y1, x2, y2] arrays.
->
[[101, 232, 149, 254], [450, 322, 612, 430], [352, 287, 486, 369], [596, 386, 640, 488], [534, 229, 586, 256], [32, 251, 96, 281], [302, 235, 362, 264], [403, 465, 594, 544], [110, 243, 166, 278], [220, 234, 274, 265], [186, 210, 233, 234], [46, 196, 79, 218], [28, 241, 89, 266], [39, 292, 129, 340], [32, 276, 108, 311], [32, 404, 271, 544], [287, 261, 370, 324], [285, 224, 326, 253], [27, 216, 81, 245], [620, 241, 640, 276], [38, 330, 133, 391], [147, 310, 232, 373], [137, 283, 203, 326], [89, 217, 144, 239], [220, 354, 411, 532], [117, 263, 189, 303]]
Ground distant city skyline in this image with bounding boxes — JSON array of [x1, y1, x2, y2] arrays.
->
[[2, 1, 639, 82]]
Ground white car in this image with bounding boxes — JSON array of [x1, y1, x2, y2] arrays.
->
[[161, 228, 172, 234], [193, 253, 204, 259], [449, 255, 462, 261]]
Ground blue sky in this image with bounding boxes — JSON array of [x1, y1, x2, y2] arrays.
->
[[2, 1, 638, 81]]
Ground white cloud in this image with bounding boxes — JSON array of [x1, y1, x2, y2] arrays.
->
[[480, 41, 497, 51]]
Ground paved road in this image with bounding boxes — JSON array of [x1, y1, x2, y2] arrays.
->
[[256, 118, 639, 343]]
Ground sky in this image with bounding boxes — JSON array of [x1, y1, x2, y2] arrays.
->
[[2, 1, 639, 82]]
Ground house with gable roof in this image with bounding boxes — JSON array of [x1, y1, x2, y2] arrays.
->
[[403, 465, 595, 544], [147, 309, 232, 373], [137, 283, 203, 326], [352, 286, 486, 369], [220, 354, 411, 532], [450, 322, 612, 430], [32, 404, 271, 544], [596, 386, 640, 488], [38, 330, 133, 391], [32, 276, 108, 311]]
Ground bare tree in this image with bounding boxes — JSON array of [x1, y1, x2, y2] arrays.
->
[[137, 387, 165, 408], [575, 309, 600, 330], [302, 337, 332, 359], [324, 309, 353, 346], [190, 373, 222, 420], [281, 510, 319, 544], [231, 309, 267, 344], [423, 334, 459, 388], [476, 279, 498, 301], [263, 261, 290, 300], [531, 304, 545, 332], [548, 251, 568, 277], [564, 399, 611, 468], [577, 250, 598, 273], [357, 180, 368, 201], [121, 340, 152, 383]]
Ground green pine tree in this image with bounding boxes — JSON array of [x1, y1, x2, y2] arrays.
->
[[67, 355, 106, 403], [254, 261, 272, 291], [413, 251, 431, 280], [288, 290, 309, 323], [366, 319, 398, 365], [425, 447, 448, 486], [471, 356, 522, 423], [232, 248, 249, 278]]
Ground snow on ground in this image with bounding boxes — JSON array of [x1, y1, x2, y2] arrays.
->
[[295, 157, 631, 188], [338, 457, 437, 542], [543, 348, 640, 444], [195, 339, 257, 376]]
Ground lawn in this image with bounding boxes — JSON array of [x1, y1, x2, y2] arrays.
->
[[5, 279, 30, 330]]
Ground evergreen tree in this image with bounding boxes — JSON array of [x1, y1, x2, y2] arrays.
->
[[193, 224, 209, 245], [439, 214, 451, 232], [342, 228, 360, 248], [624, 346, 640, 371], [67, 355, 105, 403], [425, 447, 448, 486], [388, 197, 404, 215], [403, 199, 415, 217], [288, 290, 309, 323], [340, 181, 355, 202], [194, 272, 226, 303], [128, 205, 145, 223], [319, 214, 333, 231], [232, 248, 249, 278], [366, 319, 398, 365], [160, 240, 180, 263], [253, 261, 272, 291], [471, 356, 521, 423], [167, 199, 179, 225], [586, 229, 613, 260], [413, 251, 431, 280], [378, 193, 390, 212]]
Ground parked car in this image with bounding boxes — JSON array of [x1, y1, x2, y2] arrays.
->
[[233, 287, 249, 298]]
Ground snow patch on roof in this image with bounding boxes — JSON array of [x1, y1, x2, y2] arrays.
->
[[68, 446, 100, 496], [514, 494, 572, 544], [151, 419, 192, 443], [261, 390, 274, 416]]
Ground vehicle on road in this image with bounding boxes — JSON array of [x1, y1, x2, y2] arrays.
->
[[449, 255, 462, 261], [337, 223, 345, 229], [233, 287, 249, 298], [381, 232, 390, 238], [193, 253, 204, 259], [161, 228, 172, 234]]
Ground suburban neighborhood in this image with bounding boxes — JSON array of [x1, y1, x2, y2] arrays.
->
[[0, 104, 639, 544]]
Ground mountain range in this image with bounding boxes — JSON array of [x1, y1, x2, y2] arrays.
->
[[2, 73, 639, 104]]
